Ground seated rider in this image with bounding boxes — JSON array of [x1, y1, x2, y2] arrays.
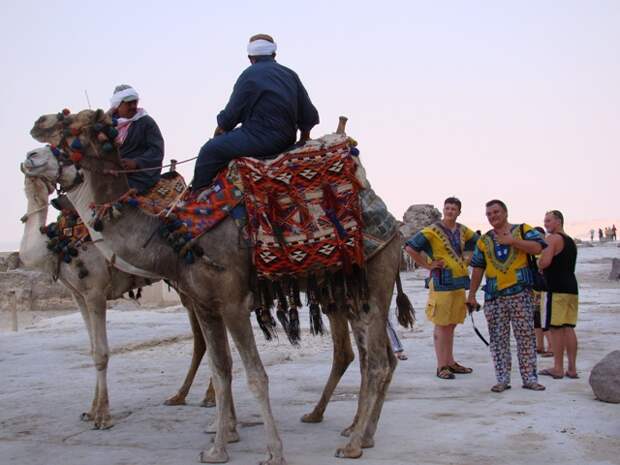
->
[[192, 34, 320, 191], [109, 85, 165, 193]]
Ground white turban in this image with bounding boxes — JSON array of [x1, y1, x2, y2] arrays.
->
[[247, 39, 277, 56], [109, 86, 139, 110]]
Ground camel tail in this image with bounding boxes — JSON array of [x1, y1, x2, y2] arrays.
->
[[395, 273, 415, 329]]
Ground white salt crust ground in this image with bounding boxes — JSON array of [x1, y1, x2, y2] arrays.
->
[[1, 243, 619, 465]]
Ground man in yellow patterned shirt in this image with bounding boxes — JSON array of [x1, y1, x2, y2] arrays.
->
[[405, 197, 479, 380], [468, 199, 547, 393]]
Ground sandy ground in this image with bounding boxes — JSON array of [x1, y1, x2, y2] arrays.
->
[[1, 243, 619, 465]]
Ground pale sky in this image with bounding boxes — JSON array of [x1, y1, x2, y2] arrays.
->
[[2, 1, 618, 250]]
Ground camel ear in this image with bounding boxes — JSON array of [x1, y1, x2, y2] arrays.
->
[[94, 108, 105, 122]]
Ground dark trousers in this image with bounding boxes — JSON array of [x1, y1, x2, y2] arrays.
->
[[192, 127, 292, 191]]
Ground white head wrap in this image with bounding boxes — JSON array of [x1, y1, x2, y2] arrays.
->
[[247, 39, 277, 56], [109, 86, 139, 110]]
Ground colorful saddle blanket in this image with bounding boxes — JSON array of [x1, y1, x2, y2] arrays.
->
[[229, 134, 365, 279]]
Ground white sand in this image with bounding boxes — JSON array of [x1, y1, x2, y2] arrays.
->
[[1, 243, 619, 465]]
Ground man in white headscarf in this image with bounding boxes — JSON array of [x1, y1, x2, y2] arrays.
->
[[192, 34, 319, 191], [109, 85, 165, 193]]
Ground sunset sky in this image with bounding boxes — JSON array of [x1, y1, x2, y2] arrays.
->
[[2, 1, 618, 250]]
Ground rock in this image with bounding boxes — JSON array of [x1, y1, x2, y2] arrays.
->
[[6, 252, 22, 270], [400, 204, 441, 240], [0, 269, 73, 311], [609, 258, 620, 280], [589, 351, 620, 403]]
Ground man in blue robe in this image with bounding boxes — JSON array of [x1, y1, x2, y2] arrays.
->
[[192, 34, 320, 191]]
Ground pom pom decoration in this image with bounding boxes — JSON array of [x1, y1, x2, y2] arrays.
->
[[350, 147, 360, 157], [70, 138, 83, 150], [102, 142, 114, 153], [62, 108, 71, 116], [93, 123, 104, 132], [111, 117, 118, 127], [69, 151, 83, 163], [107, 127, 118, 139]]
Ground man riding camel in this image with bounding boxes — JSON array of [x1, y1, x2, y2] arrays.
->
[[108, 85, 165, 193], [192, 34, 320, 191]]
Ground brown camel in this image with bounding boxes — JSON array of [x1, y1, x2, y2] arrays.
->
[[30, 109, 405, 463]]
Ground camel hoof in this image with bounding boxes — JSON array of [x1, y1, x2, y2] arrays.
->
[[164, 395, 187, 406], [201, 399, 216, 408], [361, 437, 374, 449], [199, 447, 229, 463], [335, 445, 363, 459], [226, 429, 240, 444], [300, 412, 323, 423], [94, 414, 113, 430], [80, 412, 94, 422], [259, 454, 287, 465], [340, 426, 354, 437]]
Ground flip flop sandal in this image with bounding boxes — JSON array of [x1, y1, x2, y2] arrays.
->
[[565, 372, 579, 379], [448, 362, 473, 374], [436, 367, 455, 380], [539, 368, 563, 379], [522, 382, 546, 391], [537, 350, 554, 357], [491, 383, 511, 393]]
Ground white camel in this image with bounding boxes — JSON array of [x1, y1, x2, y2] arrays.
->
[[19, 159, 217, 429]]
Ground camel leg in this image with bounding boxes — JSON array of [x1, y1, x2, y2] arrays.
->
[[337, 239, 401, 457], [85, 292, 113, 430], [165, 303, 208, 406], [197, 311, 238, 464], [360, 339, 397, 449], [301, 311, 354, 423], [224, 310, 286, 465], [338, 317, 369, 439], [74, 292, 99, 422], [202, 378, 216, 408]]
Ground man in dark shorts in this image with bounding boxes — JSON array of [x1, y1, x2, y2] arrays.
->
[[538, 210, 579, 379]]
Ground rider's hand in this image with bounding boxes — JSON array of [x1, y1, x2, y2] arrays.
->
[[213, 126, 225, 137], [120, 159, 138, 170]]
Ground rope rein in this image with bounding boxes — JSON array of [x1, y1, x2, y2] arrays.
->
[[103, 155, 198, 175]]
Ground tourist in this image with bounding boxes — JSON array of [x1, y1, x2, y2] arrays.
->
[[538, 210, 579, 379], [467, 199, 547, 392], [108, 85, 164, 193], [386, 318, 408, 360], [612, 225, 617, 241], [590, 229, 595, 242], [192, 34, 319, 191], [534, 226, 553, 357], [598, 228, 604, 241], [405, 197, 478, 380]]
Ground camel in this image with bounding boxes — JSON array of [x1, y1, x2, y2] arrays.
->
[[29, 109, 405, 464], [20, 147, 379, 431], [19, 155, 216, 427], [18, 172, 153, 429]]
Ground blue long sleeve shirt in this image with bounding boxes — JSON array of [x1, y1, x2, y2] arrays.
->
[[217, 56, 319, 145]]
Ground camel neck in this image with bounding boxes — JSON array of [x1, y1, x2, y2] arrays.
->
[[19, 187, 50, 269]]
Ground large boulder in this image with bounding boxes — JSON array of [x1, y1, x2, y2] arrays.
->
[[589, 350, 620, 403], [400, 204, 441, 240], [609, 258, 620, 280]]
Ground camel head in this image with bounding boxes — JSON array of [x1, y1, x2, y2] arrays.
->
[[21, 146, 82, 193]]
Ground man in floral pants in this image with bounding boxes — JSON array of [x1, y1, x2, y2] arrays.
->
[[467, 200, 547, 393]]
